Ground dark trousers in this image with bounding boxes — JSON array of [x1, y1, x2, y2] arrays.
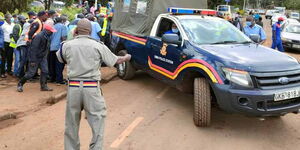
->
[[19, 58, 49, 88], [4, 42, 14, 74], [19, 46, 29, 78], [49, 51, 64, 82], [0, 48, 5, 75]]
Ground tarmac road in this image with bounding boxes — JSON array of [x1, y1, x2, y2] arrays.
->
[[1, 17, 300, 150]]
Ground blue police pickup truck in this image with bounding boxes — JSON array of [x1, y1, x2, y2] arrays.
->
[[110, 8, 300, 127]]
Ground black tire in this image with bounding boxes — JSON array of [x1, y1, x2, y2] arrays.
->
[[116, 50, 135, 80], [193, 78, 211, 127]]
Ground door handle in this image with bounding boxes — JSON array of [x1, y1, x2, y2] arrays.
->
[[150, 44, 160, 49]]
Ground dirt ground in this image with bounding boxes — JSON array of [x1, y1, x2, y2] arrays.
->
[[0, 17, 300, 150]]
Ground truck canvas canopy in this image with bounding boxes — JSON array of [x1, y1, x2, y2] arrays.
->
[[111, 0, 207, 37]]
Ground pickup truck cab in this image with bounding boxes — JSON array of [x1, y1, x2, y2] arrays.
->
[[111, 8, 300, 127]]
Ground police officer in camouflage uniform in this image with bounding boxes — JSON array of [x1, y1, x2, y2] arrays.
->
[[56, 18, 131, 150]]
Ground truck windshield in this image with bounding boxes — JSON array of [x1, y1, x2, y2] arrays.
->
[[180, 19, 251, 45], [285, 24, 300, 34]]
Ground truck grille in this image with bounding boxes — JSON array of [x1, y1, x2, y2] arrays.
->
[[251, 70, 300, 90], [292, 40, 300, 44], [257, 98, 300, 110]]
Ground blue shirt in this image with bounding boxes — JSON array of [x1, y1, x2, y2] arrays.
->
[[165, 30, 175, 34], [0, 26, 4, 48], [272, 22, 282, 40], [243, 24, 266, 41], [90, 21, 101, 41], [50, 23, 67, 51]]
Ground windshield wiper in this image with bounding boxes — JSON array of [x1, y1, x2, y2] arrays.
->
[[238, 41, 252, 44], [212, 41, 239, 44]]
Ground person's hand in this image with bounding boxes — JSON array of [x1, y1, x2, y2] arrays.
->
[[26, 41, 31, 46], [124, 54, 131, 61]]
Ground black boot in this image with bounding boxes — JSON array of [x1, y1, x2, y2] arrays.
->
[[41, 85, 53, 91], [17, 78, 27, 92], [17, 83, 23, 92], [40, 75, 53, 91]]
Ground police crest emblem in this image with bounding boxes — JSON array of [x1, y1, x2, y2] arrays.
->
[[160, 43, 168, 56]]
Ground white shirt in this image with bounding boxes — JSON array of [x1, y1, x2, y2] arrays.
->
[[2, 21, 15, 42]]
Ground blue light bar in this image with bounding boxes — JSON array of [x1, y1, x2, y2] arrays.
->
[[168, 7, 201, 14], [168, 7, 217, 16]]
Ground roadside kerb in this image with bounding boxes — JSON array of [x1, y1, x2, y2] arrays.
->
[[0, 70, 118, 123]]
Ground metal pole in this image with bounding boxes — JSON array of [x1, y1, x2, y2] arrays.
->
[[243, 0, 246, 10]]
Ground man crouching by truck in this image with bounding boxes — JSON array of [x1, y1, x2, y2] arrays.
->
[[56, 18, 131, 150]]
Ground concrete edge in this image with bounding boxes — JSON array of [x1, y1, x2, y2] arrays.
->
[[0, 112, 17, 122], [0, 72, 118, 123]]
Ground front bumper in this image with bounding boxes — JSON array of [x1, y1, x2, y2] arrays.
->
[[212, 84, 300, 116], [282, 41, 300, 50]]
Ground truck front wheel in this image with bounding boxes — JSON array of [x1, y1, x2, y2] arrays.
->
[[193, 78, 211, 127], [117, 50, 136, 80]]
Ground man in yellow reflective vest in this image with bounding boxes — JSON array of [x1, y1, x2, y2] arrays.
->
[[10, 15, 26, 77], [98, 13, 111, 47]]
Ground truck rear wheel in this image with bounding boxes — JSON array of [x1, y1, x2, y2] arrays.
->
[[193, 78, 211, 127], [117, 50, 136, 80]]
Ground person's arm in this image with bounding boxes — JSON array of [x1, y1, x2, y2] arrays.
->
[[56, 42, 67, 64], [61, 26, 68, 41], [28, 22, 39, 41], [99, 44, 131, 67], [11, 25, 20, 41], [260, 28, 267, 45], [29, 35, 41, 63], [116, 55, 131, 64], [272, 24, 276, 41], [96, 23, 102, 38]]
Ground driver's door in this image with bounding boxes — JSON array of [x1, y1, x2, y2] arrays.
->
[[147, 18, 184, 80]]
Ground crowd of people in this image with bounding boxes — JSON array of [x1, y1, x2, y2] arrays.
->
[[230, 12, 285, 52], [0, 6, 113, 91], [0, 5, 287, 90]]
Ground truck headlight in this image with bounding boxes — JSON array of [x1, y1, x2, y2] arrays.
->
[[222, 68, 253, 88], [282, 37, 292, 42]]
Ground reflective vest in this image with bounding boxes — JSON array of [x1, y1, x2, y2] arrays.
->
[[100, 7, 107, 15], [25, 19, 43, 42], [101, 18, 108, 36], [9, 24, 22, 48]]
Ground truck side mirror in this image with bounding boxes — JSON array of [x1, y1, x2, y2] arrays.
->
[[249, 34, 260, 43], [162, 34, 181, 46]]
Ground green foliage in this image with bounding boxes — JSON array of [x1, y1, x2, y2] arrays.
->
[[100, 0, 109, 6], [0, 0, 34, 13], [63, 0, 74, 7], [29, 6, 44, 14], [61, 7, 83, 21], [284, 0, 300, 11]]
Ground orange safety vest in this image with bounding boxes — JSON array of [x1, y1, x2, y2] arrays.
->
[[25, 19, 43, 42]]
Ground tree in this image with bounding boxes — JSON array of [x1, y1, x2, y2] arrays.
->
[[63, 0, 74, 7], [0, 0, 33, 13], [44, 0, 54, 10]]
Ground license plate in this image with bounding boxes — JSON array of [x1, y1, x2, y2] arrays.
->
[[293, 44, 300, 49], [274, 89, 300, 101]]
